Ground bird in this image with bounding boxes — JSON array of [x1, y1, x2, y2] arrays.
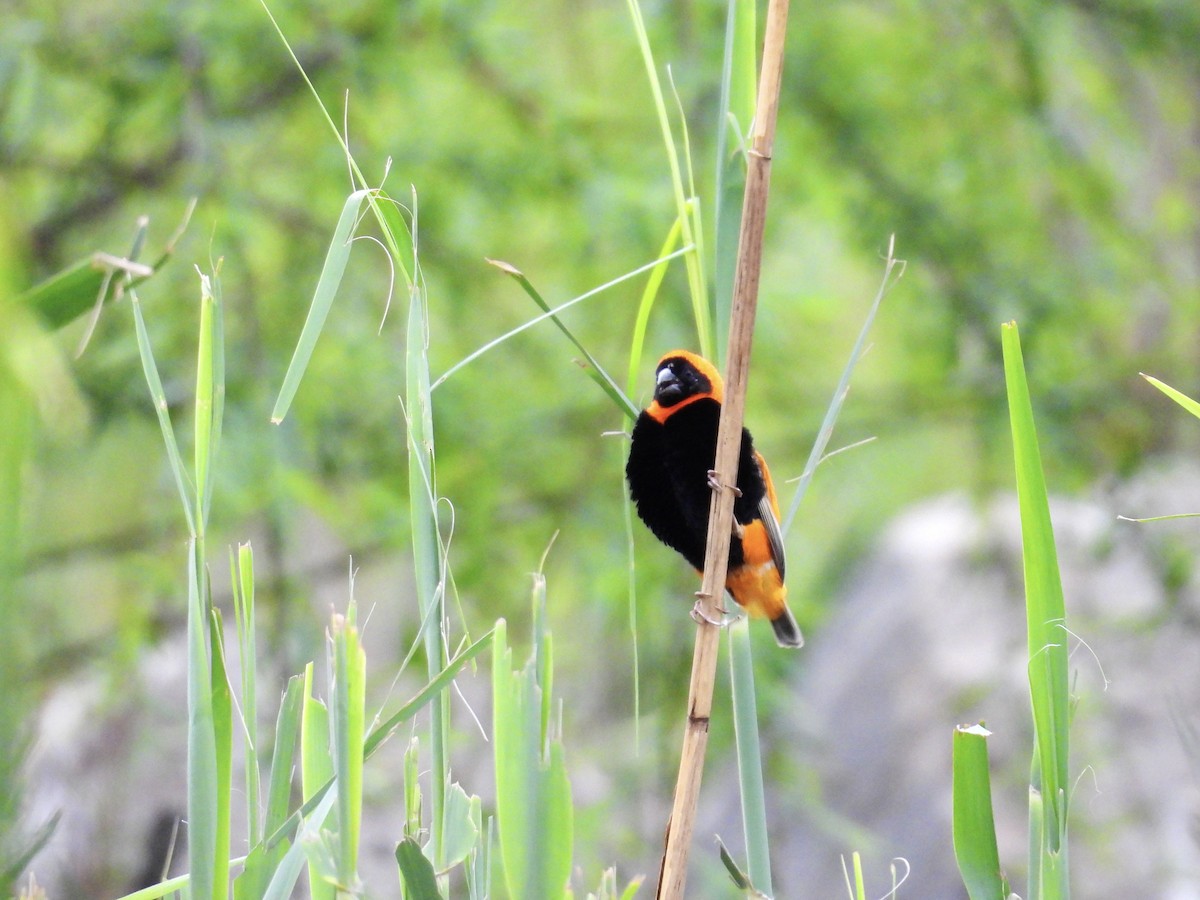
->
[[625, 350, 803, 648]]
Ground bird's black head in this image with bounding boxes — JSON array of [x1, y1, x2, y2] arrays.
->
[[652, 351, 724, 409]]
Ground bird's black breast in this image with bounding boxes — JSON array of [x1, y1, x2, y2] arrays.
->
[[626, 399, 768, 572]]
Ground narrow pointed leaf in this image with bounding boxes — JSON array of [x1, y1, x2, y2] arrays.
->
[[271, 189, 371, 423]]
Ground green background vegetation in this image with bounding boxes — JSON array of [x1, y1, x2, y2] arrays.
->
[[2, 0, 1197, 895]]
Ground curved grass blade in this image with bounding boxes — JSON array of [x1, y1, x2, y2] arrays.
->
[[782, 238, 903, 536], [626, 216, 683, 399], [261, 788, 338, 900], [256, 1, 413, 291], [130, 289, 195, 534], [489, 259, 638, 421], [432, 250, 690, 409], [271, 189, 371, 424], [624, 0, 713, 359], [363, 626, 495, 760]]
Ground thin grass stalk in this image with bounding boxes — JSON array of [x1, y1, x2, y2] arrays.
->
[[713, 0, 756, 361], [625, 0, 713, 360], [186, 528, 217, 900], [729, 619, 770, 893], [656, 1, 791, 895], [331, 609, 366, 893], [405, 269, 450, 869], [231, 543, 261, 848]]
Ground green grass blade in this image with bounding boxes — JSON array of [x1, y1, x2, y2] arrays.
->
[[625, 216, 683, 399], [0, 812, 59, 892], [1140, 373, 1200, 420], [952, 725, 1006, 900], [405, 272, 451, 869], [716, 837, 753, 891], [114, 869, 194, 900], [431, 248, 690, 397], [231, 543, 261, 846], [331, 610, 366, 891], [270, 188, 371, 424], [712, 0, 755, 357], [194, 269, 219, 530], [265, 676, 304, 842], [624, 0, 712, 359], [301, 663, 335, 900], [782, 240, 903, 536], [185, 544, 217, 900], [728, 618, 771, 894], [21, 254, 146, 330], [491, 618, 530, 897], [367, 187, 416, 293], [363, 626, 494, 759], [1028, 755, 1045, 900], [543, 739, 574, 897], [210, 609, 234, 900], [129, 289, 195, 535], [404, 736, 422, 841], [532, 571, 552, 749], [396, 837, 444, 900], [21, 201, 194, 332], [261, 788, 338, 900], [487, 260, 639, 421], [1001, 321, 1071, 891], [204, 268, 226, 520], [256, 1, 413, 291]]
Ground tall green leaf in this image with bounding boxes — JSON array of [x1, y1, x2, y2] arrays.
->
[[1001, 321, 1070, 897], [728, 618, 771, 894]]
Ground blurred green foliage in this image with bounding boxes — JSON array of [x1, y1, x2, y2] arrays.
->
[[2, 0, 1198, 891]]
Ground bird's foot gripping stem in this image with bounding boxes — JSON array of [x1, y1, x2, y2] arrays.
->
[[690, 592, 740, 628], [706, 469, 742, 497]]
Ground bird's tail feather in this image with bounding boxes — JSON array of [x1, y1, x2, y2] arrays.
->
[[770, 607, 804, 649]]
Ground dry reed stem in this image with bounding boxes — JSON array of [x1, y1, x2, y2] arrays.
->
[[655, 0, 791, 896]]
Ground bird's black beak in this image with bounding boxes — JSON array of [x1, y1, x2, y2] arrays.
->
[[654, 366, 684, 405]]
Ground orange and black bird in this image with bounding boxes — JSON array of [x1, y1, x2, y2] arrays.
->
[[626, 350, 803, 648]]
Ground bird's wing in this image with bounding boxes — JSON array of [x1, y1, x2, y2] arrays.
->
[[755, 451, 787, 581]]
